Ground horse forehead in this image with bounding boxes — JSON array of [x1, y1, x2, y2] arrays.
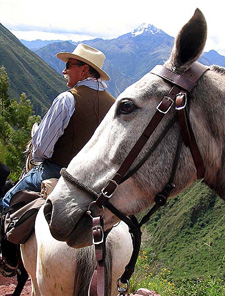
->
[[118, 72, 169, 101]]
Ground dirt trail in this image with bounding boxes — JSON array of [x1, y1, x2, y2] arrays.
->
[[0, 275, 31, 296], [0, 276, 160, 296]]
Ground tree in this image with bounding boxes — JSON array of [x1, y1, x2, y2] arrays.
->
[[0, 66, 41, 180], [0, 66, 10, 115]]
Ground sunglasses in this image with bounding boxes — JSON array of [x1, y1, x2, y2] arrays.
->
[[65, 62, 83, 69]]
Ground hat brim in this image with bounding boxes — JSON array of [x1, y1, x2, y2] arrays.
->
[[56, 52, 110, 81]]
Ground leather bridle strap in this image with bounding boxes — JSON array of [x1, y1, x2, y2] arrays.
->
[[60, 62, 209, 296], [95, 85, 178, 209], [91, 63, 208, 294], [175, 91, 205, 178], [91, 217, 105, 296], [95, 62, 208, 209], [150, 62, 208, 179], [152, 62, 208, 92]]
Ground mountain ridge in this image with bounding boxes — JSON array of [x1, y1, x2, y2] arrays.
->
[[2, 22, 225, 110], [24, 24, 225, 98], [0, 23, 67, 115], [33, 25, 174, 97]]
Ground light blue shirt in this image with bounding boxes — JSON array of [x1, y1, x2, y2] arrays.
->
[[32, 78, 106, 162]]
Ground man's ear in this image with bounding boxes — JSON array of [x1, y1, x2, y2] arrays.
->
[[82, 64, 90, 75]]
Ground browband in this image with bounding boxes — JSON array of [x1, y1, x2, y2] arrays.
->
[[151, 62, 209, 92]]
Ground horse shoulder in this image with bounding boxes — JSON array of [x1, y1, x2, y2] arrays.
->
[[22, 207, 77, 295]]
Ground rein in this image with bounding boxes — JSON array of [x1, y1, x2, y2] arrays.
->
[[61, 62, 209, 296]]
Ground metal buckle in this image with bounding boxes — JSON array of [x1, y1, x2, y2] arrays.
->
[[175, 92, 187, 110], [87, 201, 104, 218], [156, 96, 174, 114], [101, 179, 119, 199], [101, 188, 113, 199], [92, 225, 104, 245], [117, 278, 129, 295]]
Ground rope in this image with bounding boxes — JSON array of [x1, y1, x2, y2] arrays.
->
[[60, 168, 99, 199]]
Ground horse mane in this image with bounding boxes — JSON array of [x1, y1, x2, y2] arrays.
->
[[210, 65, 225, 75]]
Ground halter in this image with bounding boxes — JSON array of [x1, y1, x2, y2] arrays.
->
[[61, 61, 209, 295]]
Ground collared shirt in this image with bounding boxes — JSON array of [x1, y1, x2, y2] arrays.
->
[[32, 78, 106, 162]]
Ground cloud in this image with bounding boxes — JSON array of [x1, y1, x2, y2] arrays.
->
[[11, 30, 95, 42], [1, 0, 225, 55]]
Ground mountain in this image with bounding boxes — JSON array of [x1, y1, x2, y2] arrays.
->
[[33, 23, 225, 98], [201, 49, 225, 66], [0, 24, 67, 115], [20, 39, 74, 51], [34, 24, 173, 97]]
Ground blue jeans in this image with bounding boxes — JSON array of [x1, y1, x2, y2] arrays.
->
[[1, 160, 62, 210]]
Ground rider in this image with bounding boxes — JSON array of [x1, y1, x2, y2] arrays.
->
[[0, 43, 115, 275], [2, 43, 115, 208]]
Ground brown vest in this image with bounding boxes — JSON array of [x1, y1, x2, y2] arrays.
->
[[50, 85, 115, 167]]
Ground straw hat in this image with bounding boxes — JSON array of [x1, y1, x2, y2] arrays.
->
[[56, 43, 110, 81]]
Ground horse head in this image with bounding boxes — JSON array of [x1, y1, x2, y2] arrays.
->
[[44, 9, 225, 248]]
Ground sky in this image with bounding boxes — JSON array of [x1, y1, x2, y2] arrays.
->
[[0, 0, 224, 55]]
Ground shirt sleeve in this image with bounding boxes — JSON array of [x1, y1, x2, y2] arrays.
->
[[32, 91, 75, 162]]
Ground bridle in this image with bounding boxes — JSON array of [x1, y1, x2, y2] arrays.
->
[[61, 62, 209, 295]]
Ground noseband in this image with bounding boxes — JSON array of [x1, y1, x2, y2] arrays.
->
[[61, 62, 209, 295]]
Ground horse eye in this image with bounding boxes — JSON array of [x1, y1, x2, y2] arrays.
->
[[118, 100, 136, 115]]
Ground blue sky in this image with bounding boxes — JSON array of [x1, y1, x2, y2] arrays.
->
[[0, 0, 224, 55]]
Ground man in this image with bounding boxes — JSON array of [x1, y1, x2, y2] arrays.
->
[[0, 43, 115, 276], [2, 43, 115, 209]]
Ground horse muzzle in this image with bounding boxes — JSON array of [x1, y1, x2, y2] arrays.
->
[[43, 199, 93, 248]]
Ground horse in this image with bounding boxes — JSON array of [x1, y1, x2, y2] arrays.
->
[[18, 135, 133, 293], [0, 134, 40, 296], [43, 7, 225, 270], [0, 124, 40, 295]]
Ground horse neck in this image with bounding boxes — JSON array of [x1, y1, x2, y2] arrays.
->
[[195, 70, 225, 199]]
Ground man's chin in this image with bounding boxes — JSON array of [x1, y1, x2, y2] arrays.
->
[[67, 82, 73, 88]]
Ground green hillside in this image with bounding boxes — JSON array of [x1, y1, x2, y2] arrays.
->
[[140, 181, 225, 280], [0, 24, 66, 115]]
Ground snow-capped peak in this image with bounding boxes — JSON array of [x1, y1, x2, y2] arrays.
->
[[131, 23, 161, 37]]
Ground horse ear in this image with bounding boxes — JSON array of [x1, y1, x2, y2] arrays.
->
[[168, 8, 207, 71]]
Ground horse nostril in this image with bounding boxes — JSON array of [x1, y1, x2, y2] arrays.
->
[[44, 200, 53, 225]]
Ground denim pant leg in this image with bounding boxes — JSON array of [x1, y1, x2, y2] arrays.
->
[[2, 160, 62, 210], [41, 160, 62, 180], [2, 165, 43, 209]]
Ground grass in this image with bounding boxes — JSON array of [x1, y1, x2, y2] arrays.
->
[[130, 251, 225, 295], [128, 181, 225, 295], [138, 181, 225, 280]]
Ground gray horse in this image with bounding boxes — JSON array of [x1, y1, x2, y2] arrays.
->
[[44, 8, 225, 255]]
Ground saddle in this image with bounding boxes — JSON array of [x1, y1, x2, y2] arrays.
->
[[2, 178, 58, 245], [0, 178, 58, 277], [3, 190, 45, 245]]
